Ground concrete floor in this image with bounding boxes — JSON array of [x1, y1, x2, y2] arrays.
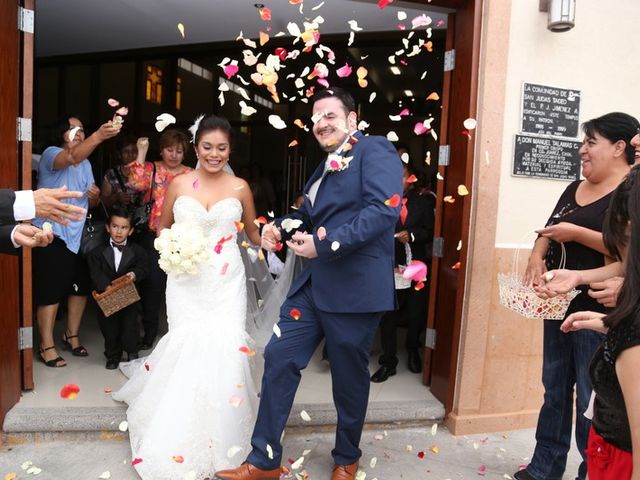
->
[[0, 425, 582, 480]]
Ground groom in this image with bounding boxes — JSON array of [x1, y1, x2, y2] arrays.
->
[[215, 87, 402, 480]]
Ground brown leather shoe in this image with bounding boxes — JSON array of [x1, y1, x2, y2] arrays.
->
[[331, 462, 359, 480], [214, 462, 281, 480]]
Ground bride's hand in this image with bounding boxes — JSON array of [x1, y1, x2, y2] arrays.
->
[[261, 223, 281, 252]]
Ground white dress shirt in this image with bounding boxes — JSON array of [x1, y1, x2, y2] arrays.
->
[[307, 134, 355, 206], [112, 240, 127, 271]]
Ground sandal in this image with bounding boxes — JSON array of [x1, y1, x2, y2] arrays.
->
[[62, 332, 89, 357], [38, 346, 66, 368]]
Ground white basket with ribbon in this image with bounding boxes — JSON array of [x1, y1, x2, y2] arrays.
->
[[394, 243, 413, 290], [498, 239, 580, 320]]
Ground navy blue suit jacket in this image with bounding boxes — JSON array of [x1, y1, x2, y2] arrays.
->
[[278, 132, 403, 313]]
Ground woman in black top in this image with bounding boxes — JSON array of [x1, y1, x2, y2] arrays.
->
[[514, 112, 639, 480]]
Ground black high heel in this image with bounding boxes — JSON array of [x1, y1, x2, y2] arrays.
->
[[38, 345, 66, 368], [62, 332, 88, 357]]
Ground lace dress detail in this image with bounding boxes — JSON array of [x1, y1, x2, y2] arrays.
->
[[113, 196, 258, 480]]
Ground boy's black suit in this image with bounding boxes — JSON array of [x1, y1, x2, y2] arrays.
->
[[87, 240, 149, 360]]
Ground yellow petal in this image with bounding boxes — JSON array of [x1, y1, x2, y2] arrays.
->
[[457, 184, 469, 196]]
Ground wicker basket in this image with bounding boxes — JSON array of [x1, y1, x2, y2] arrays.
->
[[92, 274, 140, 317], [498, 241, 580, 320]]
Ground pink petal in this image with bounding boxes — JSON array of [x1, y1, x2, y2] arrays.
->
[[399, 108, 410, 116], [336, 63, 353, 78], [115, 106, 128, 116], [414, 122, 428, 135], [378, 0, 393, 8], [317, 78, 329, 88], [223, 64, 239, 80], [107, 98, 120, 107], [403, 260, 427, 282], [329, 160, 340, 169]]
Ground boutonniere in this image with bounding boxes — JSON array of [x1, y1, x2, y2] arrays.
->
[[326, 154, 353, 173]]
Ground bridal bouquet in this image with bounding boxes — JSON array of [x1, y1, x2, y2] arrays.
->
[[154, 223, 210, 275]]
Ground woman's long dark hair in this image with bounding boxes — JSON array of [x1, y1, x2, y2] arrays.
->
[[602, 166, 640, 261], [604, 164, 640, 329]]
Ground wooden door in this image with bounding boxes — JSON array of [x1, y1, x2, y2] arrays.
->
[[407, 0, 482, 412], [0, 0, 29, 430]]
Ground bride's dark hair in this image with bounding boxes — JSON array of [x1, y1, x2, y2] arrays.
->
[[194, 114, 233, 146]]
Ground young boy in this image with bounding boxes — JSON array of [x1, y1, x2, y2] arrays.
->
[[87, 205, 148, 369]]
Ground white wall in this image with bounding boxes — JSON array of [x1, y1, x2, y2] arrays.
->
[[495, 0, 640, 246]]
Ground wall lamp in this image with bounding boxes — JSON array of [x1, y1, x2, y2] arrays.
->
[[539, 0, 576, 32]]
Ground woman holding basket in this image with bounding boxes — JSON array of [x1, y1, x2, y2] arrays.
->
[[514, 112, 639, 480]]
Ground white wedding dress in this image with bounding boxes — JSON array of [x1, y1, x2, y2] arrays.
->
[[113, 196, 260, 480]]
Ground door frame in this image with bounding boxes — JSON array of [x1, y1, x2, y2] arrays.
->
[[411, 0, 482, 414]]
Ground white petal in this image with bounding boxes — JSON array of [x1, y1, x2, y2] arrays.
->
[[300, 410, 311, 421], [227, 445, 242, 458], [386, 131, 399, 142], [268, 115, 287, 130], [273, 324, 281, 338]]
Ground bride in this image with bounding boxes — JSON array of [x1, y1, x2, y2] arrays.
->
[[113, 115, 267, 480]]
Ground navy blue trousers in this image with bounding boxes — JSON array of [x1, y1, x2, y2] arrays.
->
[[246, 281, 383, 468]]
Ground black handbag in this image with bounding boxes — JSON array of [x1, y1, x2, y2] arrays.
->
[[80, 202, 108, 257]]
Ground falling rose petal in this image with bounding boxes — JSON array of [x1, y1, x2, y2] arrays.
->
[[430, 445, 440, 454], [115, 106, 128, 116], [26, 467, 42, 475], [457, 184, 470, 196], [444, 195, 455, 203], [417, 451, 425, 459], [370, 457, 378, 468], [400, 153, 409, 164], [144, 362, 150, 371], [118, 421, 129, 432], [414, 281, 425, 291], [177, 22, 185, 38], [260, 31, 270, 46], [288, 139, 298, 147], [384, 194, 401, 208], [317, 226, 327, 240], [60, 383, 80, 399], [405, 444, 413, 451], [239, 345, 256, 356], [192, 178, 199, 190], [234, 221, 245, 232], [98, 472, 111, 479], [132, 458, 143, 466], [378, 0, 393, 8], [403, 260, 427, 282], [398, 11, 407, 21], [273, 324, 282, 338], [374, 434, 384, 441], [457, 240, 463, 251], [227, 446, 242, 458], [406, 174, 418, 184], [424, 41, 434, 52], [463, 118, 477, 130], [348, 20, 363, 31], [259, 7, 272, 21], [331, 241, 340, 251], [220, 263, 229, 275], [268, 114, 287, 130], [336, 63, 353, 78], [172, 455, 185, 464], [452, 261, 462, 270], [414, 122, 428, 135], [223, 62, 239, 80], [426, 92, 440, 101], [239, 101, 257, 117], [386, 131, 399, 142], [229, 395, 244, 408], [389, 115, 401, 122], [103, 387, 112, 394], [478, 465, 487, 474], [399, 108, 410, 116], [369, 92, 376, 103], [412, 14, 432, 29], [275, 242, 283, 251], [107, 98, 120, 107], [300, 410, 311, 421], [431, 423, 438, 435], [66, 126, 81, 143], [155, 113, 176, 132], [290, 308, 301, 320]]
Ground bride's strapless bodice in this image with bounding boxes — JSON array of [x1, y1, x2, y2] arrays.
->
[[173, 195, 242, 241]]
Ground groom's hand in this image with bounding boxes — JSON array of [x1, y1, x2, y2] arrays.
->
[[287, 232, 318, 259], [261, 223, 282, 252]]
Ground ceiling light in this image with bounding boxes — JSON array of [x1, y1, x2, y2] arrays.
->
[[404, 90, 414, 97], [389, 66, 401, 75]]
